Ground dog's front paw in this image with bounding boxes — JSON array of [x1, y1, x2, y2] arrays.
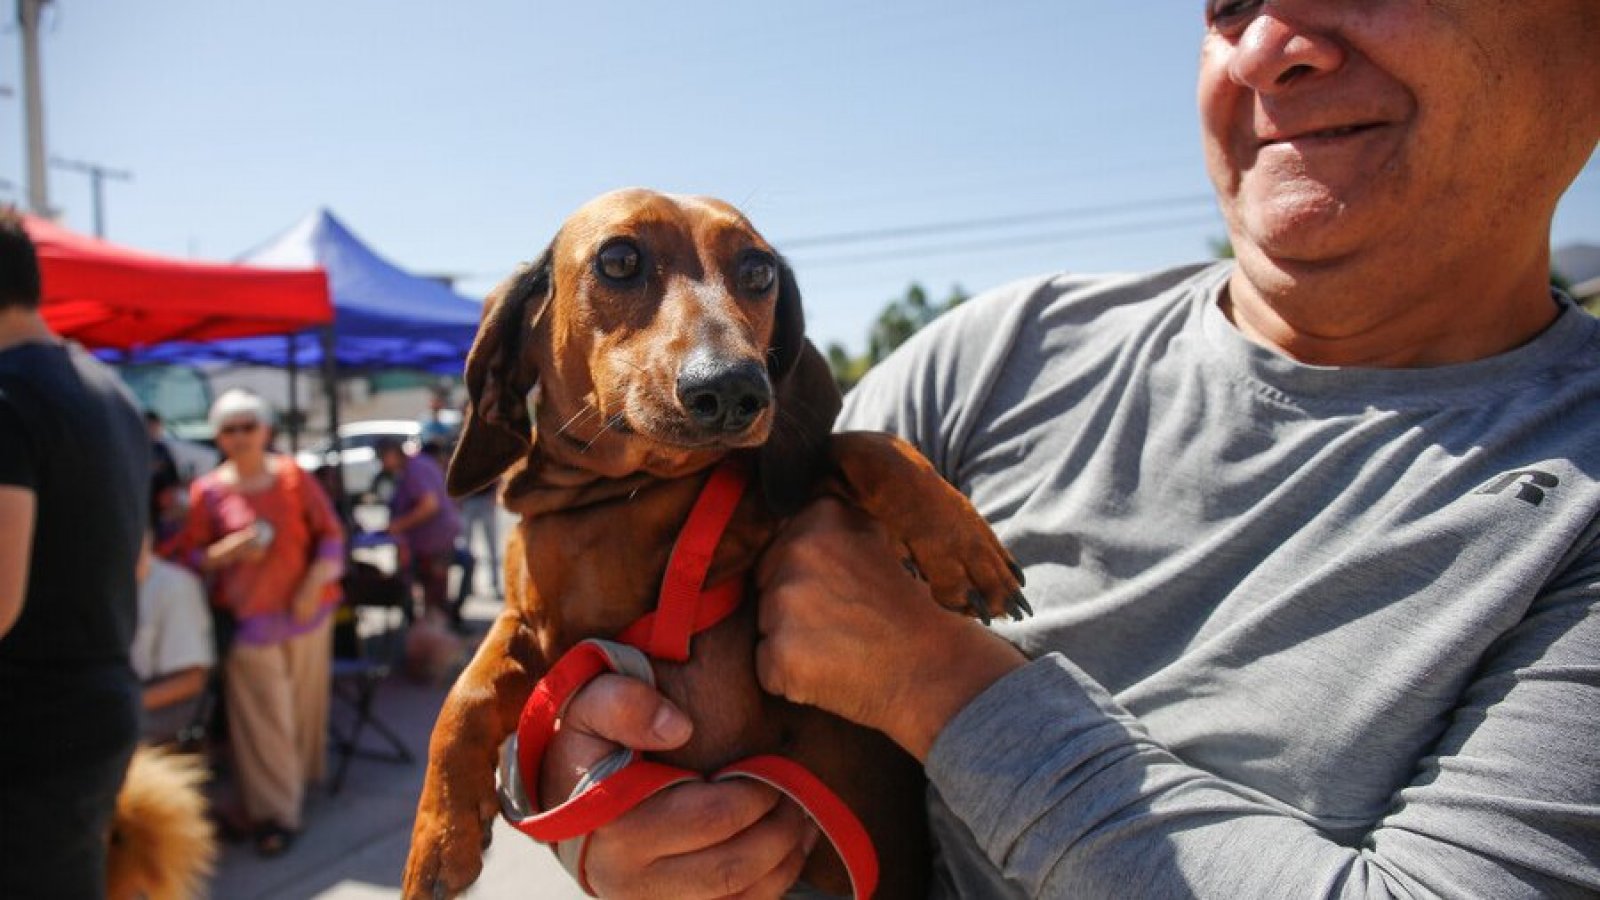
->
[[403, 814, 485, 900], [833, 431, 1031, 625], [900, 496, 1029, 626], [402, 775, 497, 899]]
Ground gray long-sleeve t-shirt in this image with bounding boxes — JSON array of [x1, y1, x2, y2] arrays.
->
[[836, 263, 1600, 899]]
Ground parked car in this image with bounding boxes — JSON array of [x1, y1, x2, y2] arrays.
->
[[159, 435, 220, 483], [295, 419, 421, 500], [117, 362, 219, 480]]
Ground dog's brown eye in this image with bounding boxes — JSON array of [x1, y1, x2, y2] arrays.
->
[[737, 252, 777, 295], [596, 240, 641, 283]]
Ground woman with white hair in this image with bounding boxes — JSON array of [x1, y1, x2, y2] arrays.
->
[[172, 388, 344, 856]]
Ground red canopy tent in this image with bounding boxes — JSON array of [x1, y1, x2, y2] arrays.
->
[[25, 214, 332, 350]]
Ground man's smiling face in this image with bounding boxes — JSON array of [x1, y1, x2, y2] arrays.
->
[[1199, 0, 1600, 275]]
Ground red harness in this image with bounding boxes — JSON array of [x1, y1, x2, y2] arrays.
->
[[497, 459, 879, 898]]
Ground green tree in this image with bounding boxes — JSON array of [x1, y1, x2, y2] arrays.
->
[[829, 282, 969, 391], [826, 342, 870, 391], [868, 283, 926, 365]]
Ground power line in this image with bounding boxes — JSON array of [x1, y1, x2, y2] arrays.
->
[[50, 156, 133, 237], [754, 154, 1204, 219], [788, 209, 1221, 270], [447, 201, 1223, 285], [775, 192, 1217, 250]]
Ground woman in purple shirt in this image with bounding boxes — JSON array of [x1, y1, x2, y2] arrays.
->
[[377, 437, 461, 625]]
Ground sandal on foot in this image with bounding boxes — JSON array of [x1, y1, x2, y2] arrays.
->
[[254, 823, 296, 858]]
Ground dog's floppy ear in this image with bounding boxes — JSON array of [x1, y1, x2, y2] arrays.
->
[[766, 255, 807, 384], [447, 247, 554, 497], [758, 259, 842, 516]]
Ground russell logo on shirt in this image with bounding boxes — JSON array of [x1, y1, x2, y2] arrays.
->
[[1474, 470, 1560, 507]]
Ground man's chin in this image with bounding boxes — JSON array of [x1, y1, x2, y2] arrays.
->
[[1232, 218, 1377, 279], [1233, 176, 1395, 257]]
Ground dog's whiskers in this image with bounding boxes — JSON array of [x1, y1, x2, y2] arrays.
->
[[555, 403, 599, 439], [579, 412, 629, 454]]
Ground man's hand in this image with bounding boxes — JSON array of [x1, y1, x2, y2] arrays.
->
[[542, 674, 816, 899], [755, 498, 1026, 761]]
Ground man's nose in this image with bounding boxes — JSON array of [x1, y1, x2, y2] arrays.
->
[[1228, 9, 1346, 94], [676, 356, 772, 433]]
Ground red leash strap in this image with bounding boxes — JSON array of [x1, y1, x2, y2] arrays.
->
[[717, 755, 881, 900], [505, 459, 754, 845], [508, 641, 697, 843], [643, 457, 749, 662], [616, 578, 743, 651], [499, 458, 881, 898]]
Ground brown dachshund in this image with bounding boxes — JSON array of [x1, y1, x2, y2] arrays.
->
[[402, 188, 1026, 899]]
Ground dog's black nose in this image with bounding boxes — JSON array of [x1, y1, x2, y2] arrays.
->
[[676, 358, 771, 433]]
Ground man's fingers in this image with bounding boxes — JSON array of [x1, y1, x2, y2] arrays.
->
[[599, 779, 784, 859], [587, 789, 809, 900], [654, 796, 810, 900], [541, 674, 695, 808], [713, 836, 814, 900], [563, 673, 693, 750]]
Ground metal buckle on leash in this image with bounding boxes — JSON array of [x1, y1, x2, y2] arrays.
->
[[495, 735, 639, 824], [495, 638, 660, 895]]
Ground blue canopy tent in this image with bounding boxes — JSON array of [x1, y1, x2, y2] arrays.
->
[[126, 210, 487, 466], [131, 208, 484, 374]]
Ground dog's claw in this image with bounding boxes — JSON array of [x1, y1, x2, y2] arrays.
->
[[1007, 560, 1027, 587], [902, 556, 927, 582], [1006, 591, 1033, 621], [966, 588, 992, 626]]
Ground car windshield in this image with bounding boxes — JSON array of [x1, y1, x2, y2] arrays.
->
[[117, 364, 213, 441], [341, 433, 391, 451], [304, 424, 418, 455]]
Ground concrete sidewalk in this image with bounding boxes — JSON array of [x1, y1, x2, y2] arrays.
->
[[208, 597, 586, 900]]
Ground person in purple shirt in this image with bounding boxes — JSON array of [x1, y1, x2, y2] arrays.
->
[[377, 437, 462, 626]]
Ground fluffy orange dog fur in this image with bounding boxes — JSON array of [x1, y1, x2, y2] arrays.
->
[[106, 746, 216, 900]]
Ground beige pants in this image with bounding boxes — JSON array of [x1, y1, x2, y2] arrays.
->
[[224, 614, 331, 830]]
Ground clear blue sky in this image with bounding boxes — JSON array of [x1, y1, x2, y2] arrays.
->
[[4, 1, 1597, 353]]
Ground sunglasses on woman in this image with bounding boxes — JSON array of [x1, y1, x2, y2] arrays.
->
[[218, 420, 260, 436]]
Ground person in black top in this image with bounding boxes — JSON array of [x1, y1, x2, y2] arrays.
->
[[0, 208, 151, 899]]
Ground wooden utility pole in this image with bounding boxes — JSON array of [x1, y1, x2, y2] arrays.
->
[[18, 0, 53, 216]]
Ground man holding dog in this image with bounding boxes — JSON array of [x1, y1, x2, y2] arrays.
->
[[543, 3, 1600, 897]]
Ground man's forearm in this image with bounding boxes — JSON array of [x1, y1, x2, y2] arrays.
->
[[888, 626, 1026, 762], [928, 651, 1600, 898]]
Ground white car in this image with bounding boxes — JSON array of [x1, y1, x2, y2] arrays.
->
[[295, 419, 422, 500], [159, 435, 219, 483]]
